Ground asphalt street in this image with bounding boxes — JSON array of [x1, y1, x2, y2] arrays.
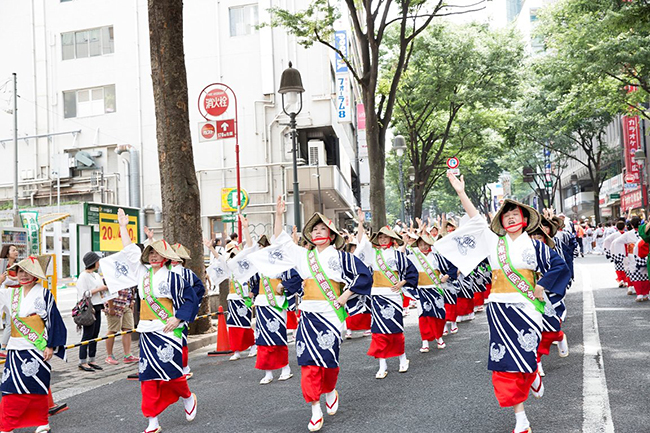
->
[[19, 255, 649, 432]]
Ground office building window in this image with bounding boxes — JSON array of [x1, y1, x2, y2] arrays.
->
[[62, 26, 114, 60], [229, 4, 258, 37], [63, 85, 116, 118]]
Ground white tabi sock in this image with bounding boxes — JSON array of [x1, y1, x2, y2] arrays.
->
[[514, 410, 530, 432], [398, 353, 407, 366], [378, 358, 388, 372], [147, 416, 160, 431], [264, 370, 274, 380], [311, 403, 323, 420], [281, 365, 291, 376], [437, 338, 444, 344], [183, 365, 191, 375], [421, 340, 429, 349], [531, 373, 542, 391], [183, 395, 195, 412]]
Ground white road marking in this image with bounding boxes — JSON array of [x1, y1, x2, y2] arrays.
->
[[580, 265, 615, 433]]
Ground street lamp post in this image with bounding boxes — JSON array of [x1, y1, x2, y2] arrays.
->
[[392, 135, 407, 223], [279, 62, 305, 230]]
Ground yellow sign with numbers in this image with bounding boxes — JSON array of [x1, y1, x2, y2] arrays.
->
[[99, 212, 138, 252]]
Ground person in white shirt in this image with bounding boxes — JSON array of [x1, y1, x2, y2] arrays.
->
[[76, 252, 109, 372]]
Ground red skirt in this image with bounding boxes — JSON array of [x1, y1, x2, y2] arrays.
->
[[445, 303, 458, 322], [0, 394, 48, 430], [301, 366, 339, 403], [537, 330, 564, 360], [492, 371, 537, 407], [402, 296, 410, 308], [485, 283, 492, 298], [228, 326, 255, 352], [633, 280, 650, 296], [346, 313, 371, 331], [418, 316, 446, 341], [182, 345, 189, 368], [473, 291, 485, 306], [456, 297, 474, 316], [286, 311, 298, 330], [255, 345, 288, 370], [367, 332, 405, 358], [141, 377, 192, 417]]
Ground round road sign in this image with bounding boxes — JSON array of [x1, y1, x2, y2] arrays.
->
[[201, 123, 216, 140], [625, 174, 635, 183], [203, 88, 229, 117], [447, 157, 460, 169]]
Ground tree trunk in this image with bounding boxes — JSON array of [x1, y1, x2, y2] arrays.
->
[[148, 0, 211, 334], [413, 182, 425, 219], [592, 182, 601, 223], [364, 90, 387, 230]]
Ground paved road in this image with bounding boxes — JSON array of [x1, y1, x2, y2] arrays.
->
[[25, 256, 649, 432]]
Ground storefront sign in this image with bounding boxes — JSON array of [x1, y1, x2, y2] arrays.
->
[[621, 186, 646, 212], [623, 115, 641, 186]]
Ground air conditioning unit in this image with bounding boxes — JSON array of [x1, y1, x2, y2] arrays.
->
[[308, 140, 326, 166]]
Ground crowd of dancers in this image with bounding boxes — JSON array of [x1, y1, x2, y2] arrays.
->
[[7, 171, 649, 433]]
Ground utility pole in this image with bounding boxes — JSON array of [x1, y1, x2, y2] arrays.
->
[[13, 73, 19, 226]]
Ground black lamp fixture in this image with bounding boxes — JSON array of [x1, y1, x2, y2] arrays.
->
[[279, 62, 305, 230]]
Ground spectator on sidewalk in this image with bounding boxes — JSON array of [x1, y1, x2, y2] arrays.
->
[[104, 286, 139, 365], [77, 252, 109, 372]]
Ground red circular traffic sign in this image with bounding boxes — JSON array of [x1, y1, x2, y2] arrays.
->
[[203, 88, 229, 117], [201, 123, 216, 140], [625, 174, 635, 183], [447, 157, 460, 169]]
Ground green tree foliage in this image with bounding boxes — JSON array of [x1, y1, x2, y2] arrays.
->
[[537, 0, 650, 118], [387, 22, 522, 218], [268, 0, 490, 229]]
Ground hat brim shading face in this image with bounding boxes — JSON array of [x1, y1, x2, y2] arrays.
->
[[141, 240, 181, 264], [540, 216, 558, 239], [490, 199, 541, 237], [171, 244, 192, 261], [415, 234, 435, 247], [370, 226, 404, 246], [9, 255, 51, 281], [258, 235, 270, 248], [530, 229, 556, 249], [303, 213, 345, 250]]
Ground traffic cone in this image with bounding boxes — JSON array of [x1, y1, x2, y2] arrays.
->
[[47, 387, 69, 416], [208, 306, 233, 356]]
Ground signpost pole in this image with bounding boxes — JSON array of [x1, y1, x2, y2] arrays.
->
[[234, 91, 242, 241]]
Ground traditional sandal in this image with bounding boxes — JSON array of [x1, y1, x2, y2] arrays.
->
[[375, 370, 388, 379], [399, 360, 410, 373], [185, 393, 197, 421], [325, 390, 339, 415], [308, 417, 323, 432]]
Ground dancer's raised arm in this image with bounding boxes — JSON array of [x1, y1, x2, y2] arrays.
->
[[447, 172, 478, 219]]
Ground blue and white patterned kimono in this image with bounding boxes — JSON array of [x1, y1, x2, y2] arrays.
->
[[120, 244, 196, 382], [405, 248, 446, 321], [356, 236, 418, 335], [271, 232, 372, 369], [431, 251, 459, 307], [0, 284, 66, 396], [249, 271, 291, 348], [443, 216, 569, 374]]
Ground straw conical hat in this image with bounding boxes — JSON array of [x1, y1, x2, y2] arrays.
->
[[141, 239, 181, 264], [530, 227, 556, 249], [414, 232, 435, 246], [490, 199, 541, 236], [171, 243, 191, 260], [370, 225, 404, 246], [540, 216, 558, 239], [257, 235, 270, 248], [8, 255, 51, 280], [303, 212, 345, 250]]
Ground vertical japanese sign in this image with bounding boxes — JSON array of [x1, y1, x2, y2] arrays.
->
[[622, 115, 641, 187], [336, 75, 351, 122], [334, 31, 348, 73], [19, 210, 39, 255]]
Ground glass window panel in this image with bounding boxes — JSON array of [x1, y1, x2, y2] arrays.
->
[[61, 32, 75, 60], [91, 88, 103, 101], [89, 28, 101, 56], [102, 26, 114, 54], [63, 91, 76, 118], [104, 85, 116, 113], [77, 89, 89, 103], [229, 7, 242, 37], [75, 30, 89, 58]]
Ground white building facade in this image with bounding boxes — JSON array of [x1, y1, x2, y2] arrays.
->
[[0, 0, 364, 257]]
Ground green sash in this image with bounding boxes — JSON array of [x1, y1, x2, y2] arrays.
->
[[306, 250, 348, 322], [496, 237, 545, 314], [143, 269, 183, 338], [11, 287, 47, 351]]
